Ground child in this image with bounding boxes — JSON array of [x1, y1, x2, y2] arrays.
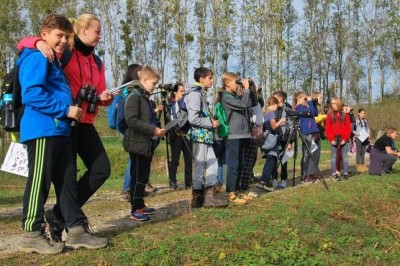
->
[[325, 97, 351, 180], [123, 67, 166, 221], [272, 90, 293, 189], [184, 67, 228, 208], [293, 91, 320, 183], [353, 108, 370, 172], [18, 14, 105, 254], [257, 97, 286, 191], [220, 72, 255, 204]]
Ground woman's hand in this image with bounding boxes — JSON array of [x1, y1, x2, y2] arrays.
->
[[36, 40, 55, 62], [100, 90, 113, 101]]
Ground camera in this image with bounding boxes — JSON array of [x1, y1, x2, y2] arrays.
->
[[334, 134, 342, 144], [75, 84, 98, 113], [158, 83, 178, 92]]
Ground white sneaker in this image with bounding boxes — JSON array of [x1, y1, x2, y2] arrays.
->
[[278, 180, 287, 189], [272, 179, 278, 190]]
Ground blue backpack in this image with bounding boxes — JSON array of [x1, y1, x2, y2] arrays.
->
[[107, 88, 130, 134]]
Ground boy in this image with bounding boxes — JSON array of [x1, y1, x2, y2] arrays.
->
[[184, 67, 228, 208], [220, 72, 255, 204], [18, 14, 107, 254], [123, 67, 166, 221]]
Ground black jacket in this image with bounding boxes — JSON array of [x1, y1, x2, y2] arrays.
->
[[123, 84, 156, 157]]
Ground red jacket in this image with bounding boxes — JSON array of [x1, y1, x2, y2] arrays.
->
[[18, 36, 111, 124], [325, 111, 351, 142]]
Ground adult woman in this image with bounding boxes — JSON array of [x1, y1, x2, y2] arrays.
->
[[369, 127, 399, 175], [324, 97, 351, 180], [18, 14, 112, 240], [166, 83, 193, 189], [353, 108, 370, 172], [293, 91, 320, 183]]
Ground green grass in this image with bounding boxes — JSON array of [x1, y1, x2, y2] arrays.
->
[[1, 173, 400, 265]]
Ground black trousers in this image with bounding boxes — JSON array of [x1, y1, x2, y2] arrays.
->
[[130, 153, 152, 211], [274, 140, 288, 180], [22, 137, 85, 231], [168, 130, 192, 187]]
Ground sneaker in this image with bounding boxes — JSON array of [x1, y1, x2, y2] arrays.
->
[[272, 179, 278, 190], [65, 225, 108, 249], [343, 173, 349, 180], [256, 182, 274, 192], [302, 176, 314, 183], [278, 180, 287, 189], [334, 174, 341, 181], [130, 209, 150, 221], [19, 228, 65, 254], [248, 191, 258, 198], [45, 207, 65, 242], [142, 207, 156, 215], [227, 192, 247, 205]]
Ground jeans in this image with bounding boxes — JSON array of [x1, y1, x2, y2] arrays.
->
[[355, 138, 367, 164], [122, 158, 131, 192], [261, 155, 277, 183], [225, 139, 244, 192], [331, 143, 349, 174]]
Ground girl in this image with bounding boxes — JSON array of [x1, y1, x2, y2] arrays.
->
[[293, 91, 320, 183], [325, 97, 351, 180], [166, 83, 193, 189], [353, 108, 370, 173], [257, 96, 286, 191]]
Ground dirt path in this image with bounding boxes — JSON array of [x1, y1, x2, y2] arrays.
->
[[0, 152, 362, 257]]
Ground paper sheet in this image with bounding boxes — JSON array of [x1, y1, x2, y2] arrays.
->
[[281, 149, 294, 165], [357, 128, 369, 143], [1, 142, 28, 177], [163, 119, 181, 131]]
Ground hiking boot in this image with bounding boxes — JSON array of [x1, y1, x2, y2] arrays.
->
[[45, 207, 65, 242], [203, 186, 229, 208], [169, 181, 178, 189], [191, 189, 205, 208], [145, 183, 157, 193], [130, 209, 150, 221], [227, 192, 247, 205], [256, 181, 274, 192], [19, 229, 65, 255], [120, 190, 130, 202], [65, 225, 108, 250]]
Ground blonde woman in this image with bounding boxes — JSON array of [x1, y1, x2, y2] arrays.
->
[[18, 14, 111, 248]]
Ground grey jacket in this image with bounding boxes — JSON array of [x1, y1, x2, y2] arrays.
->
[[184, 86, 212, 129], [123, 84, 156, 157], [221, 90, 254, 139]]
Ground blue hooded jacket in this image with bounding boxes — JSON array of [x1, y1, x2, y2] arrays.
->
[[17, 49, 73, 143]]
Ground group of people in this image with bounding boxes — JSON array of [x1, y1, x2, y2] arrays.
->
[[14, 12, 399, 256]]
